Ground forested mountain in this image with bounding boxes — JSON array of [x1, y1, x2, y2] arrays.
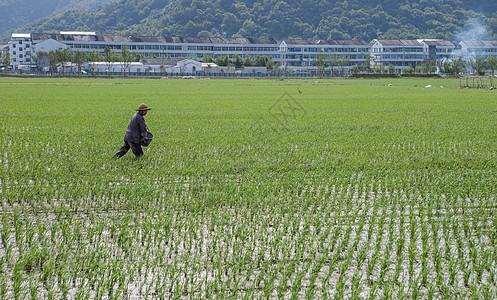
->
[[5, 0, 497, 42], [0, 0, 118, 39]]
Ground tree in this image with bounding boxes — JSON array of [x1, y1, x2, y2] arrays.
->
[[415, 65, 423, 74], [73, 51, 87, 75], [437, 60, 451, 75], [364, 56, 375, 74], [198, 30, 211, 37], [119, 44, 135, 76], [254, 55, 273, 69], [488, 56, 497, 75], [470, 57, 487, 76], [422, 59, 437, 74], [403, 66, 415, 75], [233, 54, 243, 69], [438, 57, 466, 75], [1, 52, 11, 67], [57, 48, 72, 75], [215, 55, 230, 66], [87, 50, 103, 76], [104, 47, 116, 76], [202, 55, 214, 63], [243, 56, 253, 67], [266, 57, 274, 70], [221, 13, 240, 36], [335, 55, 350, 76], [327, 56, 338, 77], [313, 55, 329, 77], [273, 61, 282, 70], [47, 49, 60, 75], [253, 55, 275, 70], [388, 64, 396, 74], [30, 50, 37, 67], [451, 57, 466, 75]]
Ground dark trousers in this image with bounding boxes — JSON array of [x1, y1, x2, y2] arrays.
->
[[114, 141, 143, 158]]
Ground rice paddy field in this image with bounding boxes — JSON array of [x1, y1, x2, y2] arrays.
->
[[1, 76, 497, 299]]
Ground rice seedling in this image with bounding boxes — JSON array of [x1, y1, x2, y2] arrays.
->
[[0, 77, 496, 298]]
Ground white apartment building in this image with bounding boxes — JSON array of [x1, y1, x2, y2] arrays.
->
[[7, 32, 497, 73], [371, 40, 425, 71], [8, 34, 33, 69], [280, 39, 370, 73], [459, 40, 497, 58], [26, 31, 280, 63], [419, 40, 458, 61]]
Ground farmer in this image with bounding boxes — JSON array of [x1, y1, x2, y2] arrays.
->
[[114, 103, 151, 158]]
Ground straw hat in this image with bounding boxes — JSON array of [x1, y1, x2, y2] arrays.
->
[[136, 103, 152, 111]]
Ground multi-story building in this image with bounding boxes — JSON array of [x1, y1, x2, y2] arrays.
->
[[370, 40, 425, 71], [280, 39, 370, 73], [25, 31, 279, 63], [459, 40, 497, 59], [419, 40, 457, 61], [6, 32, 497, 73], [8, 34, 32, 69]]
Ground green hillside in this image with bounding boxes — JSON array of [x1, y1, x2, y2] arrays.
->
[[0, 0, 117, 40], [5, 0, 497, 41]]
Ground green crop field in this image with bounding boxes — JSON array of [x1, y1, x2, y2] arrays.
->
[[1, 77, 496, 299]]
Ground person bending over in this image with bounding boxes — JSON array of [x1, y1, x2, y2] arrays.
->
[[114, 103, 151, 158]]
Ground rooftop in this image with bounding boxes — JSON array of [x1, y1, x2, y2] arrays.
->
[[421, 40, 457, 47], [285, 39, 369, 46], [60, 31, 96, 36], [30, 33, 277, 45], [374, 40, 423, 47], [460, 40, 497, 47], [139, 58, 183, 66], [12, 33, 31, 39]]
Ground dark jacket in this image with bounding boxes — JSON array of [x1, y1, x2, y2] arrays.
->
[[124, 112, 147, 143]]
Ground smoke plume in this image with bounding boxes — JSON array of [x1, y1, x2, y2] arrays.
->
[[455, 19, 488, 41]]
